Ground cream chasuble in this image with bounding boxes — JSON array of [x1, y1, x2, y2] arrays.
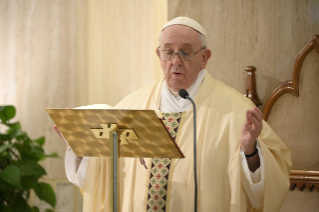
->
[[67, 72, 291, 212]]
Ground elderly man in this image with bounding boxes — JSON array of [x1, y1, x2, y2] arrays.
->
[[61, 17, 291, 212]]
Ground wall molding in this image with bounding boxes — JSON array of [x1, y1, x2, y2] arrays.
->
[[263, 35, 319, 121], [262, 34, 319, 191]]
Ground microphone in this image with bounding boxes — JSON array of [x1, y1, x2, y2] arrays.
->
[[179, 89, 198, 212], [178, 89, 189, 99]]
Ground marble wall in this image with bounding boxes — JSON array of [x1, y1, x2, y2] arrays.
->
[[85, 0, 167, 106], [268, 48, 319, 212], [168, 0, 319, 110], [0, 0, 85, 211], [268, 49, 319, 171]]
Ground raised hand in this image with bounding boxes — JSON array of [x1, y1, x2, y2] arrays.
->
[[241, 107, 263, 155]]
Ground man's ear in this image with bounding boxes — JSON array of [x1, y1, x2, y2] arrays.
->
[[200, 49, 211, 69], [156, 48, 160, 58]]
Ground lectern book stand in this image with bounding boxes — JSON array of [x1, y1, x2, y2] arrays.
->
[[47, 109, 184, 212]]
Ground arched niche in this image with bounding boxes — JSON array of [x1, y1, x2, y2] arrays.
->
[[263, 35, 319, 211]]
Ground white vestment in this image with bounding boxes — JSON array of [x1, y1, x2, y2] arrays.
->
[[64, 70, 291, 211]]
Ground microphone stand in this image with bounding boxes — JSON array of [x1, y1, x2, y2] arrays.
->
[[188, 96, 197, 212], [179, 89, 197, 212]]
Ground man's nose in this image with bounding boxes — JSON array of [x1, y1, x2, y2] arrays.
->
[[171, 53, 183, 66]]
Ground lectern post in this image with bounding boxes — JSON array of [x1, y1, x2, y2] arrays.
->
[[109, 131, 120, 212]]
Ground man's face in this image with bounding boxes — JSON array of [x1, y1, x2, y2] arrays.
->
[[157, 25, 210, 92]]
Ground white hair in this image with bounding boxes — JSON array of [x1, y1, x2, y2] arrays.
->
[[198, 33, 207, 49], [158, 31, 207, 49]]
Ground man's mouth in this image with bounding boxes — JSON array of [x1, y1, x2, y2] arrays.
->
[[172, 72, 183, 75]]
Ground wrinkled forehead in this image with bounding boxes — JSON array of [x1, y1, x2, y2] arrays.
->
[[160, 25, 201, 48]]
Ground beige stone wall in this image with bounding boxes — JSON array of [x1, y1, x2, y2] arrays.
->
[[267, 50, 319, 171], [168, 0, 319, 110], [0, 0, 85, 211], [85, 0, 167, 106], [268, 47, 319, 212]]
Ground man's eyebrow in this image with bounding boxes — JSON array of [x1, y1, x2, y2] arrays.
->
[[163, 43, 193, 47]]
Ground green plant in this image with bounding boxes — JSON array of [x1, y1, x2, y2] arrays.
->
[[0, 105, 58, 212]]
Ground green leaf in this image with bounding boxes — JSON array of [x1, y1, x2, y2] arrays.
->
[[28, 161, 46, 178], [27, 146, 46, 161], [4, 122, 21, 129], [33, 137, 45, 146], [0, 165, 21, 187], [17, 162, 36, 176], [44, 209, 55, 212], [0, 205, 13, 212], [0, 178, 8, 190], [45, 152, 59, 158], [32, 206, 40, 212], [30, 146, 44, 155], [0, 179, 12, 191], [12, 196, 32, 212], [19, 150, 37, 161], [19, 145, 45, 161], [8, 128, 26, 139], [0, 151, 12, 163], [33, 183, 56, 208], [15, 160, 46, 190], [0, 144, 14, 154], [0, 133, 11, 141], [0, 105, 16, 122], [37, 152, 59, 162], [21, 176, 38, 190]]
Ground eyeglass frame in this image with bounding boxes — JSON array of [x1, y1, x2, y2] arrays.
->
[[157, 46, 206, 61]]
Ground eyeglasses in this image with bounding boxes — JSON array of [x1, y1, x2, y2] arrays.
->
[[158, 47, 205, 61]]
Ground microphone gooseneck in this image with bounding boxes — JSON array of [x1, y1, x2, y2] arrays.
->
[[178, 89, 189, 99], [179, 89, 197, 212]]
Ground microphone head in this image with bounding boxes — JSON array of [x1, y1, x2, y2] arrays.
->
[[178, 89, 189, 99]]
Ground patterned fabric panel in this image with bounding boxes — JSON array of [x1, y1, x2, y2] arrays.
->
[[146, 112, 182, 212]]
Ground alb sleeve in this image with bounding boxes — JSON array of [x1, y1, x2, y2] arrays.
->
[[65, 146, 88, 188], [240, 141, 265, 209]]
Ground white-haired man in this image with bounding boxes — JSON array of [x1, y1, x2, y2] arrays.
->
[[61, 17, 291, 212]]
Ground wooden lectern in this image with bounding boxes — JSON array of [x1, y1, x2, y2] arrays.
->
[[47, 109, 184, 212]]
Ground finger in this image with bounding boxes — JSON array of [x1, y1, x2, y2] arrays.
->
[[249, 115, 262, 138], [249, 114, 261, 130], [254, 107, 263, 121], [53, 125, 63, 138], [53, 125, 59, 132], [250, 109, 262, 123], [246, 110, 252, 125]]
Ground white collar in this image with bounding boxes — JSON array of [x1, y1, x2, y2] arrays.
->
[[160, 69, 206, 113]]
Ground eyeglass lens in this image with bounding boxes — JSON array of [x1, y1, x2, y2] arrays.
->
[[159, 50, 194, 61]]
